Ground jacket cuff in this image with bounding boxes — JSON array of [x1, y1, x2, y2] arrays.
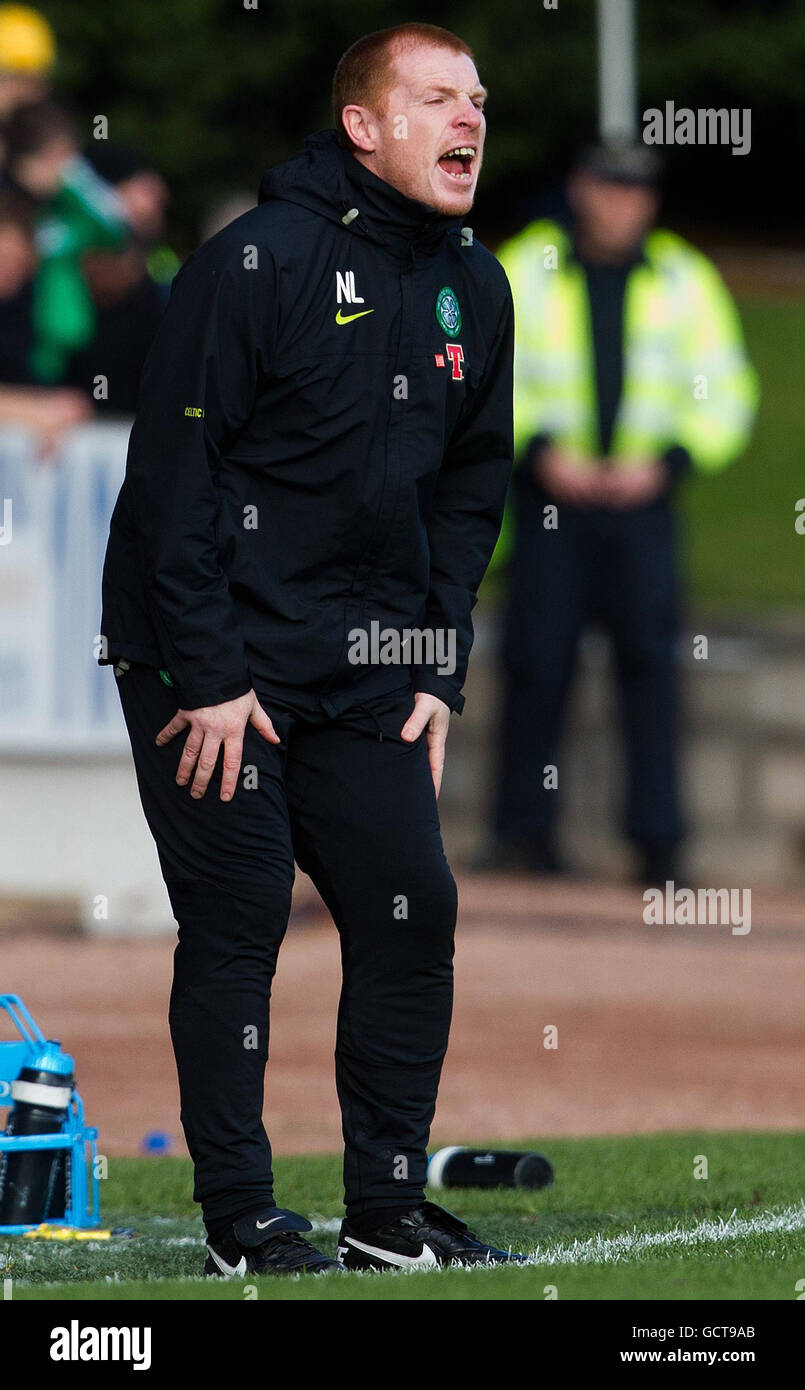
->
[[413, 668, 465, 715], [171, 670, 253, 710]]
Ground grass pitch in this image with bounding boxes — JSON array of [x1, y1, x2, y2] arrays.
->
[[683, 296, 805, 608], [2, 1131, 802, 1301]]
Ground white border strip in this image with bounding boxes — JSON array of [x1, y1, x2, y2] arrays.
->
[[8, 1205, 804, 1284], [48, 1204, 805, 1264], [525, 1202, 805, 1267]]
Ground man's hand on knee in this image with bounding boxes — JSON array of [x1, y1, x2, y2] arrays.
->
[[156, 690, 280, 801], [401, 692, 451, 799]]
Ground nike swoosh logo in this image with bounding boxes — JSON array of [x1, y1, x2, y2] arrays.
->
[[335, 308, 374, 324], [255, 1215, 284, 1229], [207, 1245, 248, 1277], [344, 1236, 439, 1269]]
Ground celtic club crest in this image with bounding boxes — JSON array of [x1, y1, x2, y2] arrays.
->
[[435, 286, 462, 338]]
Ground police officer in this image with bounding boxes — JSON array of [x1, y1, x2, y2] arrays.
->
[[484, 142, 757, 884]]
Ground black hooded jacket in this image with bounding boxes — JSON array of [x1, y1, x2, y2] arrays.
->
[[99, 130, 514, 715]]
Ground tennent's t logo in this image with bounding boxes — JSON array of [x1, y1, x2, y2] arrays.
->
[[335, 270, 374, 324], [445, 343, 464, 380]]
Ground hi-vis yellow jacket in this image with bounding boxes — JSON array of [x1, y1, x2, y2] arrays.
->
[[497, 219, 758, 474]]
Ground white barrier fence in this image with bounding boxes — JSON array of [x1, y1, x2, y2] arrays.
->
[[0, 423, 176, 932], [0, 423, 131, 753]]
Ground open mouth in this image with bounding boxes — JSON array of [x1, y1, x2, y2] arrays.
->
[[437, 145, 476, 181]]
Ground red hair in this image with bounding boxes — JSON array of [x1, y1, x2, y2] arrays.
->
[[332, 22, 475, 150]]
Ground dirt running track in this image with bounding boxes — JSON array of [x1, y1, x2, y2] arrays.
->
[[2, 876, 803, 1157]]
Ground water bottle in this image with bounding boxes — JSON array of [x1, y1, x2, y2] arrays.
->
[[428, 1146, 554, 1191], [0, 1041, 74, 1224]]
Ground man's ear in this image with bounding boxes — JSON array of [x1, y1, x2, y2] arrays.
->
[[340, 104, 377, 153]]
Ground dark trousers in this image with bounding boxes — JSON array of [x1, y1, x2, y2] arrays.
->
[[117, 665, 457, 1226], [495, 468, 683, 849]]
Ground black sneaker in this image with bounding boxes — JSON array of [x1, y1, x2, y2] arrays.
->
[[337, 1200, 526, 1270], [204, 1208, 341, 1277]]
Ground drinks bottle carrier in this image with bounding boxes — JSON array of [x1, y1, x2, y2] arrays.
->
[[0, 994, 101, 1233]]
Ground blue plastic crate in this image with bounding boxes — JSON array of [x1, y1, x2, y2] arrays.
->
[[0, 994, 101, 1233]]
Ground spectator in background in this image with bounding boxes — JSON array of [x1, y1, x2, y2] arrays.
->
[[0, 188, 91, 450], [66, 145, 177, 414], [2, 100, 130, 383], [0, 4, 54, 127], [85, 142, 178, 294], [479, 143, 758, 886]]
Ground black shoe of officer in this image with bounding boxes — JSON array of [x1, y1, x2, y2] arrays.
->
[[468, 835, 565, 876], [636, 843, 686, 888], [204, 1208, 342, 1277], [337, 1200, 527, 1270]]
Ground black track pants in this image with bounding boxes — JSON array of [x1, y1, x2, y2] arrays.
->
[[116, 665, 457, 1224], [495, 468, 682, 849]]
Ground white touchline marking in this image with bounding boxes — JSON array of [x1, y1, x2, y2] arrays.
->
[[13, 1205, 804, 1288], [524, 1202, 805, 1268], [161, 1203, 805, 1269]]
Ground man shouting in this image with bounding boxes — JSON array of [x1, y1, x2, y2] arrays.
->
[[100, 22, 517, 1276]]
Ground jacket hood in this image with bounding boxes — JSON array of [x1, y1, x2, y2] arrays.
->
[[258, 129, 467, 260]]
